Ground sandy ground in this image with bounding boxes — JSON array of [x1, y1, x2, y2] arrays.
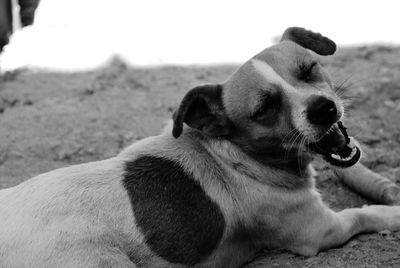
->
[[1, 46, 400, 267]]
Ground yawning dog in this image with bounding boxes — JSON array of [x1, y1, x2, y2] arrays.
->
[[1, 27, 400, 268]]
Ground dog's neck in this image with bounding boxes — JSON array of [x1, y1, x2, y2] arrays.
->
[[199, 134, 315, 190], [231, 138, 313, 175]]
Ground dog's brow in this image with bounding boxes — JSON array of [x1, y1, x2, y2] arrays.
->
[[251, 59, 294, 92]]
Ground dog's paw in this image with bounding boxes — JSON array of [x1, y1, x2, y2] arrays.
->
[[362, 205, 400, 231]]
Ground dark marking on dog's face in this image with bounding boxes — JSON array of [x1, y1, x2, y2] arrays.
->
[[123, 155, 225, 265], [172, 27, 358, 171], [224, 40, 342, 137], [219, 29, 345, 169]]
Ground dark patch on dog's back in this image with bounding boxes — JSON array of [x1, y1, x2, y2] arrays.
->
[[123, 155, 225, 265]]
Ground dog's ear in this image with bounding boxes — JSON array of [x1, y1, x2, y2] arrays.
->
[[280, 27, 336, 56], [172, 84, 231, 138]]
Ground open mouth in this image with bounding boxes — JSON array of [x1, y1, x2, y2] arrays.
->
[[309, 121, 361, 167]]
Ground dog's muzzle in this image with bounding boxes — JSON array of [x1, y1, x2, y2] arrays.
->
[[309, 121, 361, 167]]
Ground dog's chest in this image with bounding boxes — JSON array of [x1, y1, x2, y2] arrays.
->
[[122, 155, 226, 266]]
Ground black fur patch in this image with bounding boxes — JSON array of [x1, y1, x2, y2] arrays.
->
[[123, 155, 225, 265], [250, 90, 282, 126], [281, 27, 336, 56], [172, 84, 232, 138]]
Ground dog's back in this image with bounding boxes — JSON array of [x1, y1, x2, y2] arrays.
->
[[0, 157, 144, 267]]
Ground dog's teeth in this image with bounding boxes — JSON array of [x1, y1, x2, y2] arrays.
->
[[349, 147, 356, 158], [331, 147, 358, 162], [348, 137, 355, 148], [330, 137, 359, 162]]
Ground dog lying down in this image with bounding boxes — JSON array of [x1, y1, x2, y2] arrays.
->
[[1, 27, 400, 268]]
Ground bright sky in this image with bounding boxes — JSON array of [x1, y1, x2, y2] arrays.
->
[[1, 0, 399, 71]]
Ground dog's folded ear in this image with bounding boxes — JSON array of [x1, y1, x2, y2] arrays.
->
[[281, 27, 336, 56], [172, 84, 231, 138]]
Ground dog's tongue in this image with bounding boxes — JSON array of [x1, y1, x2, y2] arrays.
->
[[310, 121, 361, 167]]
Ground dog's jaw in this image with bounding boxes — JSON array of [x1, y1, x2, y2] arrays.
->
[[309, 122, 361, 167]]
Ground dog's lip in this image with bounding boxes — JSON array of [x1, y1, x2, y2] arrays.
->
[[309, 121, 361, 167]]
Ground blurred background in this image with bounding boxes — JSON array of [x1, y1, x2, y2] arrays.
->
[[1, 0, 400, 70]]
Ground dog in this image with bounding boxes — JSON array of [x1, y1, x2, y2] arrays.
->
[[1, 27, 400, 268]]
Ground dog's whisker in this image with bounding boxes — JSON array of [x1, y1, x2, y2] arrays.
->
[[333, 75, 356, 98], [296, 137, 304, 170], [281, 128, 299, 146], [286, 131, 301, 152], [283, 132, 297, 160], [282, 130, 301, 157], [335, 75, 354, 88], [341, 98, 355, 109], [297, 136, 308, 170], [285, 131, 303, 162], [296, 137, 303, 169], [284, 133, 297, 161]]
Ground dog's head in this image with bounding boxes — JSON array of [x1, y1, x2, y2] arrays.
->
[[172, 27, 361, 170]]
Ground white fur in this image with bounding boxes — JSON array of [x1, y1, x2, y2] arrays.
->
[[0, 158, 149, 267]]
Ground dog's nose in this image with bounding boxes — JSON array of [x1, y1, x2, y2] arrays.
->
[[306, 96, 338, 126]]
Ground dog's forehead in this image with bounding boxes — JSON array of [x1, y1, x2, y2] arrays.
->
[[222, 41, 326, 120], [254, 41, 315, 78]]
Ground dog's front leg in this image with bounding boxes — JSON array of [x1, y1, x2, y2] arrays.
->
[[285, 202, 400, 256]]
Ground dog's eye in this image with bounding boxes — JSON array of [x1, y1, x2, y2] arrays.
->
[[251, 103, 269, 119], [250, 91, 281, 125], [298, 61, 317, 82]]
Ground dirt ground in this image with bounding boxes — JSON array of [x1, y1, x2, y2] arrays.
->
[[1, 46, 400, 267]]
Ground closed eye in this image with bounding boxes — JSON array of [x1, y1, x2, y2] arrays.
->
[[251, 92, 272, 118], [298, 61, 318, 82], [250, 91, 282, 125]]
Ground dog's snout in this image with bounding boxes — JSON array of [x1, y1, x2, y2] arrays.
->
[[306, 96, 339, 126]]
